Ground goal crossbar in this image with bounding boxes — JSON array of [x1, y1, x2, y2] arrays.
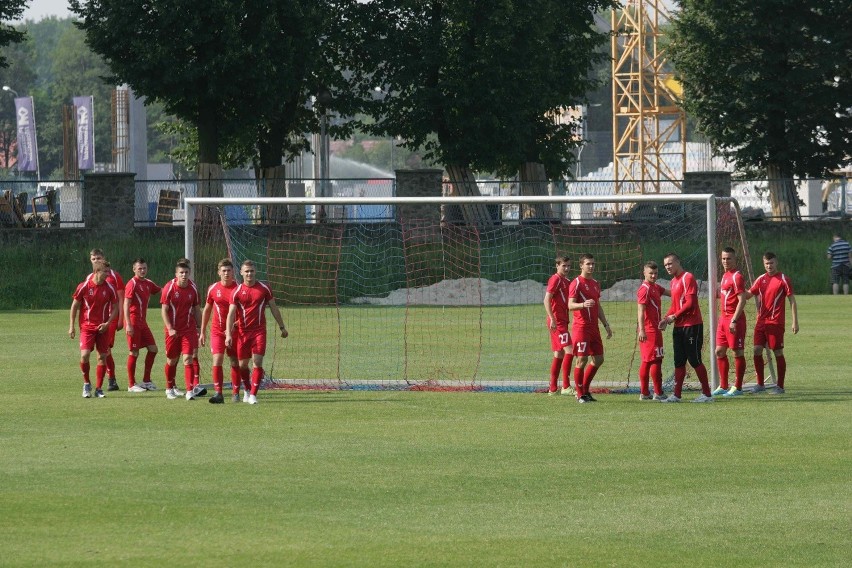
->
[[184, 193, 723, 389]]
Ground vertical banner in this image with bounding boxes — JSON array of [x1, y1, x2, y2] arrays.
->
[[14, 96, 39, 173], [73, 96, 95, 170]]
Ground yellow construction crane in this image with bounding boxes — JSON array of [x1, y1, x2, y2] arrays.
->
[[611, 0, 686, 195]]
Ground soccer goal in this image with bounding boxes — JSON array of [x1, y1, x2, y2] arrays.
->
[[184, 192, 768, 393]]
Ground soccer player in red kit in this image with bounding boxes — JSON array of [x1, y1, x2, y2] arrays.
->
[[225, 260, 288, 405], [636, 261, 670, 400], [88, 249, 124, 391], [715, 248, 748, 397], [659, 253, 713, 402], [69, 262, 118, 398], [744, 252, 798, 394], [567, 254, 612, 403], [543, 256, 573, 395], [160, 260, 202, 400], [199, 258, 241, 404], [175, 257, 205, 397], [124, 258, 161, 392]]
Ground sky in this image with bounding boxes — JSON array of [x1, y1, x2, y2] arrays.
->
[[21, 0, 72, 22]]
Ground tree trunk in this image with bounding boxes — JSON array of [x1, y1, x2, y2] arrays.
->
[[766, 162, 800, 221], [196, 106, 220, 166], [518, 162, 555, 221], [197, 163, 223, 226], [259, 165, 288, 223], [443, 164, 494, 226]]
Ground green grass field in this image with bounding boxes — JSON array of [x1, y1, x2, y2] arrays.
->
[[1, 296, 850, 566]]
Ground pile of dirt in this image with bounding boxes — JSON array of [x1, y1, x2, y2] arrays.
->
[[350, 276, 708, 306]]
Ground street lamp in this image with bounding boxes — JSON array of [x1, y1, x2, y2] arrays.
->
[[2, 85, 19, 97]]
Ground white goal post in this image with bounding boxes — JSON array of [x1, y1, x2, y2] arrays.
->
[[183, 192, 740, 391]]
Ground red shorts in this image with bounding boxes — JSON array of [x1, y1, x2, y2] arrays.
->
[[126, 322, 157, 351], [572, 326, 603, 357], [548, 317, 571, 351], [80, 328, 110, 354], [639, 328, 664, 363], [753, 323, 784, 350], [209, 329, 238, 357], [106, 319, 119, 348], [237, 329, 267, 360], [716, 317, 746, 350], [165, 330, 199, 358]]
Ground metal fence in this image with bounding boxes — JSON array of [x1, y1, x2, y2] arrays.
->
[[134, 178, 397, 225], [2, 175, 849, 228]]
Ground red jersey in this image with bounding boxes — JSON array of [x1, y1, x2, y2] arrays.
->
[[637, 281, 665, 331], [125, 276, 161, 323], [160, 279, 200, 333], [87, 268, 124, 298], [545, 273, 570, 325], [569, 275, 601, 328], [719, 270, 745, 318], [749, 272, 794, 326], [206, 281, 238, 333], [231, 281, 274, 332], [667, 271, 702, 327], [73, 279, 118, 331]]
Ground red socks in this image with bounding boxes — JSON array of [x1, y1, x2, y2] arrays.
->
[[694, 364, 711, 397], [775, 355, 786, 388], [105, 353, 115, 380], [562, 355, 574, 390], [573, 367, 584, 397], [650, 361, 663, 396], [549, 358, 560, 392], [717, 357, 730, 390], [674, 367, 686, 398], [250, 367, 263, 396], [639, 361, 650, 396], [734, 357, 746, 390], [95, 364, 106, 390], [165, 363, 177, 389], [231, 367, 241, 394], [80, 361, 90, 383], [212, 366, 224, 394], [184, 365, 194, 391], [143, 352, 157, 382], [192, 358, 200, 388], [754, 355, 765, 386], [127, 355, 138, 387], [583, 365, 599, 394]]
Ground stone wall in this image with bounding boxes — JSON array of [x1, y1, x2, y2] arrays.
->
[[394, 169, 443, 222], [83, 172, 136, 231]]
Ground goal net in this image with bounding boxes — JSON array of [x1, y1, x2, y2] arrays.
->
[[186, 193, 766, 393]]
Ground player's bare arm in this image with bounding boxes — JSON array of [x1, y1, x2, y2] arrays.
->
[[69, 299, 81, 338], [224, 304, 237, 347], [544, 292, 556, 329], [568, 297, 595, 310], [161, 304, 175, 337], [730, 291, 746, 330], [598, 305, 612, 339], [789, 295, 799, 334], [199, 302, 213, 347], [269, 300, 288, 338], [193, 305, 203, 338], [123, 294, 134, 337], [637, 303, 646, 342]]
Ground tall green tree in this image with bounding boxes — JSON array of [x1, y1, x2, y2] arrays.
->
[[70, 0, 336, 178], [357, 0, 612, 222], [0, 0, 27, 69], [0, 34, 36, 174], [36, 23, 114, 178], [669, 0, 852, 220]]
